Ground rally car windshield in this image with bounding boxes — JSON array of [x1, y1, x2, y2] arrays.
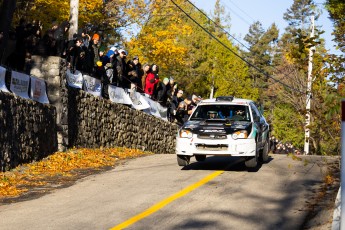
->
[[190, 104, 251, 122]]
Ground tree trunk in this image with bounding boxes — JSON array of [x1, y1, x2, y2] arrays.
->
[[69, 0, 79, 40], [0, 0, 16, 64]]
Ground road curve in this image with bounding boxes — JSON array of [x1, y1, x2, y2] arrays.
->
[[0, 154, 334, 230]]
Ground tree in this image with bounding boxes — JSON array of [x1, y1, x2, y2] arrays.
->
[[69, 0, 79, 40], [325, 0, 345, 52], [270, 0, 340, 154], [244, 22, 279, 89]]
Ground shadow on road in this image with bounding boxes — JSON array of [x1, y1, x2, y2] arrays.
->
[[181, 156, 274, 172]]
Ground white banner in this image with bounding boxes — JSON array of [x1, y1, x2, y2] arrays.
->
[[108, 85, 132, 105], [156, 102, 168, 120], [83, 75, 102, 97], [10, 71, 30, 99], [128, 89, 150, 111], [66, 69, 83, 89], [0, 66, 9, 92], [30, 76, 49, 104], [141, 96, 168, 120]]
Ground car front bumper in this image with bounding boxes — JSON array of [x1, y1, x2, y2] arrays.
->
[[176, 135, 256, 157]]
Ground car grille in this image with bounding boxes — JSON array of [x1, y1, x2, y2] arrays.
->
[[197, 134, 227, 139], [195, 144, 228, 151]]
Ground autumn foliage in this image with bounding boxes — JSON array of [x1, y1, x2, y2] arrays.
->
[[0, 147, 152, 197]]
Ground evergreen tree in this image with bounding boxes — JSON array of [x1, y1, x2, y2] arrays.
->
[[325, 0, 345, 53]]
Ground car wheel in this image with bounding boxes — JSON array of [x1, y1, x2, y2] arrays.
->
[[260, 139, 270, 163], [245, 156, 257, 168], [177, 155, 190, 166], [195, 155, 206, 162], [245, 142, 258, 168]]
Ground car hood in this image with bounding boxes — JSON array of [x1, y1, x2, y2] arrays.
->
[[182, 119, 252, 135]]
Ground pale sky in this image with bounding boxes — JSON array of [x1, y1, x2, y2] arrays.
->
[[193, 0, 340, 55]]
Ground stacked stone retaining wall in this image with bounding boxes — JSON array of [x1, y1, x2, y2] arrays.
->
[[0, 92, 57, 171], [65, 87, 177, 154]]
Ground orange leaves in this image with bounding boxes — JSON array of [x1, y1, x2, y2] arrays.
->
[[0, 147, 152, 198]]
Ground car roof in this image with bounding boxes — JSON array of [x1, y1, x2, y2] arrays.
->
[[198, 97, 253, 105]]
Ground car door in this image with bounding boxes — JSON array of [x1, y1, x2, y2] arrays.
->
[[250, 103, 265, 147]]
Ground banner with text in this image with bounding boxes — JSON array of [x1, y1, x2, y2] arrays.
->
[[0, 66, 9, 92], [30, 76, 49, 104], [128, 89, 150, 110], [66, 69, 83, 89], [10, 71, 30, 99], [108, 85, 132, 105], [83, 75, 102, 97]]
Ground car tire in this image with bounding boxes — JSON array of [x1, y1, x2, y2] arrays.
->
[[195, 155, 206, 162], [260, 139, 270, 163], [177, 155, 190, 166], [245, 142, 258, 168], [245, 156, 257, 168]]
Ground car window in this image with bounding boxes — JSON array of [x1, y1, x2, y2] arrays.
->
[[190, 104, 251, 121], [250, 103, 261, 121]]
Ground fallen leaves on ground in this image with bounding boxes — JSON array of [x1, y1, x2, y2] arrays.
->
[[0, 147, 152, 198]]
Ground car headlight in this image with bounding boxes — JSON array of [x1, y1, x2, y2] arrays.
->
[[179, 129, 193, 138], [232, 130, 248, 139]]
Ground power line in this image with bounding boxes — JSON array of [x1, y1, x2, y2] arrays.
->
[[185, 0, 299, 81], [174, 0, 305, 94], [225, 0, 256, 22], [221, 0, 253, 27], [185, 0, 252, 53]]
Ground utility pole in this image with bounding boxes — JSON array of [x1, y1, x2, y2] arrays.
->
[[210, 58, 216, 99], [304, 15, 315, 155], [69, 0, 79, 40], [210, 76, 214, 99]]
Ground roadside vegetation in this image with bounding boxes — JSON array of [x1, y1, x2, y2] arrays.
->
[[0, 147, 152, 198]]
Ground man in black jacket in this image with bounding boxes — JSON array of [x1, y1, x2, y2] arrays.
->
[[114, 49, 128, 88]]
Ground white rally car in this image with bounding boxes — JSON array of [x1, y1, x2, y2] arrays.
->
[[176, 96, 270, 169]]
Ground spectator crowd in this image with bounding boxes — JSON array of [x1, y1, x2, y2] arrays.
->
[[1, 19, 203, 126], [269, 136, 302, 155]]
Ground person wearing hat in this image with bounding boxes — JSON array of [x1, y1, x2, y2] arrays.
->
[[87, 33, 101, 75], [114, 49, 128, 88]]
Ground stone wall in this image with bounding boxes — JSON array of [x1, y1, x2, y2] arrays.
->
[[65, 87, 177, 154], [0, 92, 57, 171]]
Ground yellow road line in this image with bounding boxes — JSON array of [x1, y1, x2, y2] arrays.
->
[[110, 170, 224, 230]]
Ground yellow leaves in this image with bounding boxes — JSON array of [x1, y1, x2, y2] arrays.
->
[[0, 147, 152, 198], [324, 174, 335, 185]]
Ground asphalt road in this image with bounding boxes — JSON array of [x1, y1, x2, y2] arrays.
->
[[0, 154, 334, 230]]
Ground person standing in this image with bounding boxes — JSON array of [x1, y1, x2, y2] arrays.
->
[[114, 49, 128, 88], [155, 77, 170, 106], [86, 33, 100, 75], [132, 56, 144, 92], [66, 37, 86, 73], [141, 63, 150, 93], [144, 66, 159, 97]]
